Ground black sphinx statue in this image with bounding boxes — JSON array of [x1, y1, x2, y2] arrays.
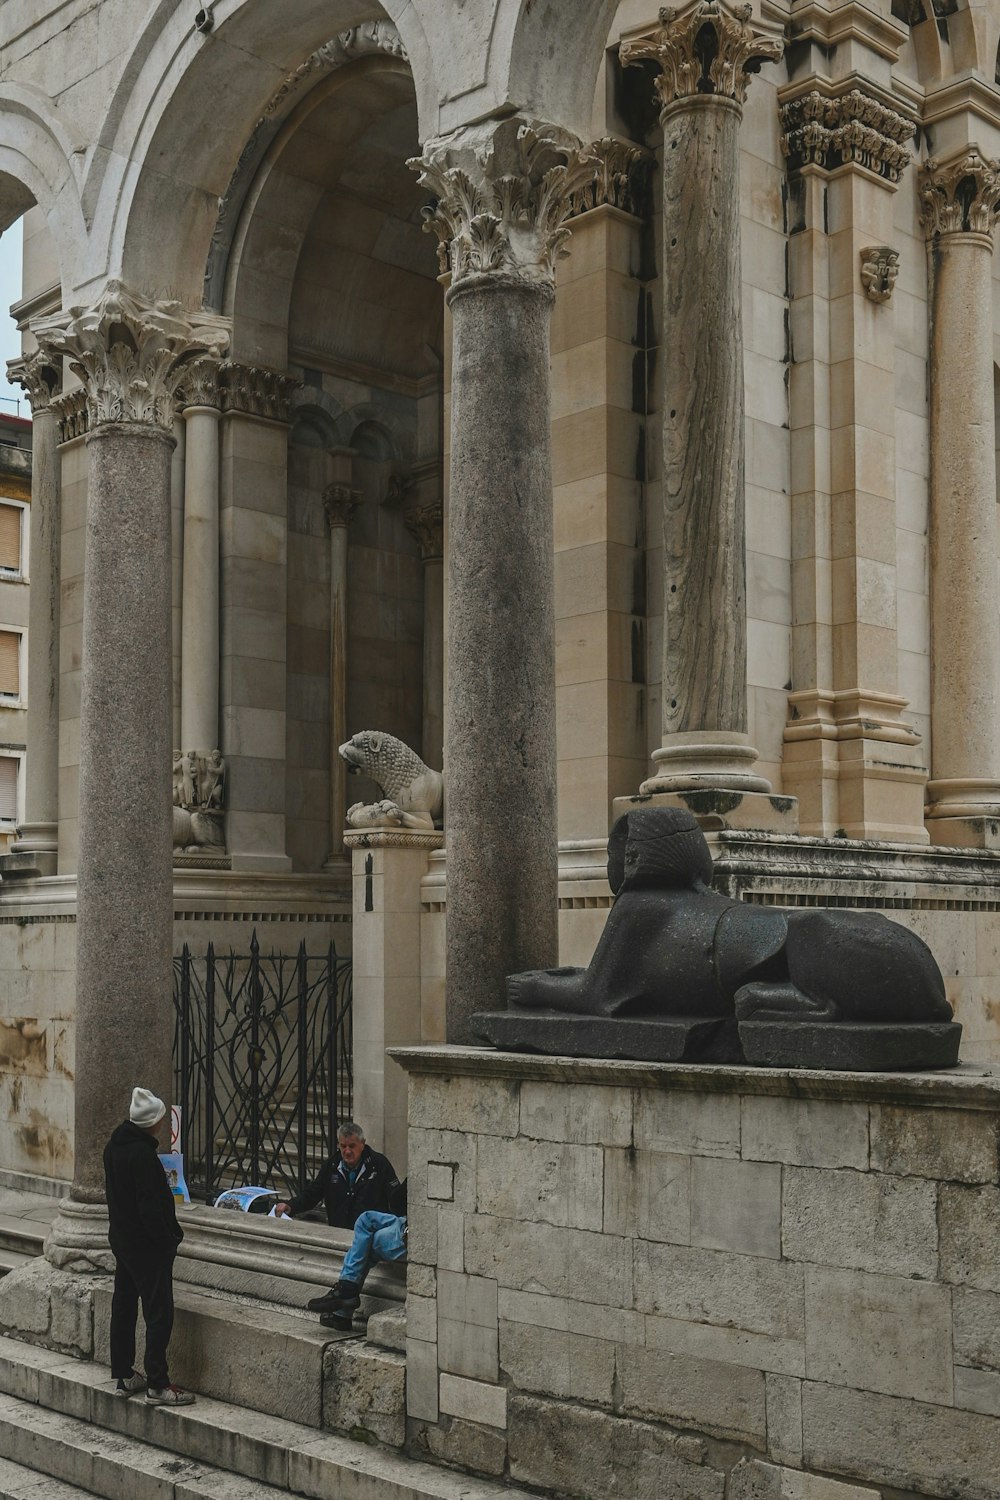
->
[[471, 807, 961, 1070]]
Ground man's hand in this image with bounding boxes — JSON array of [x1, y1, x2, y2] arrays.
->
[[273, 1202, 291, 1218]]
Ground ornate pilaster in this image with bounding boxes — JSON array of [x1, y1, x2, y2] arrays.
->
[[6, 348, 63, 875], [34, 285, 230, 1271], [411, 116, 596, 291], [919, 149, 1000, 842], [567, 137, 654, 220], [411, 117, 593, 1033], [620, 3, 789, 822]]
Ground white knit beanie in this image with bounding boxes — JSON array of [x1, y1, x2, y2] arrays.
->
[[129, 1087, 166, 1129]]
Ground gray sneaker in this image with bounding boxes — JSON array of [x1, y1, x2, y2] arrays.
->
[[114, 1371, 146, 1398], [145, 1384, 195, 1406]]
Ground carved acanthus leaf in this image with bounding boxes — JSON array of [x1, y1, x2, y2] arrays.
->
[[780, 89, 915, 184], [179, 354, 223, 410], [620, 1, 783, 111], [404, 501, 443, 562], [51, 389, 89, 443], [411, 118, 597, 288], [7, 347, 61, 413], [919, 150, 1000, 238], [568, 137, 654, 219], [219, 361, 299, 422], [33, 283, 229, 432], [323, 484, 361, 530]]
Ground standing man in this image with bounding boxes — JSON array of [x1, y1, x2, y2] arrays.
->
[[103, 1087, 194, 1405], [272, 1120, 403, 1315]]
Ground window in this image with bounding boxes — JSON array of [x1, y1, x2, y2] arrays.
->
[[0, 755, 18, 824], [0, 501, 26, 577], [0, 629, 22, 700]]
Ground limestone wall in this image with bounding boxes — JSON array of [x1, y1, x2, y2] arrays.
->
[[397, 1048, 1000, 1500]]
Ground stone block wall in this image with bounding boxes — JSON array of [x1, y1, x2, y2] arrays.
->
[[395, 1046, 1000, 1500]]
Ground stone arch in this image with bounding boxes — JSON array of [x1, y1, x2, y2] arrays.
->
[[90, 0, 439, 307], [498, 0, 622, 138], [0, 84, 88, 294], [894, 0, 999, 86]]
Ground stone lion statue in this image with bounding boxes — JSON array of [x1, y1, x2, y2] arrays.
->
[[340, 731, 443, 830]]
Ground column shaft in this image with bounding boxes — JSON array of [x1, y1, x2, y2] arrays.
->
[[446, 280, 559, 1031], [180, 405, 220, 753], [21, 406, 61, 858], [329, 520, 349, 858], [74, 423, 174, 1200], [422, 554, 444, 770], [929, 234, 1000, 788]]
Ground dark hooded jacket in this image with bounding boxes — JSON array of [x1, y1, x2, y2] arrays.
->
[[287, 1144, 402, 1229], [103, 1120, 183, 1261]]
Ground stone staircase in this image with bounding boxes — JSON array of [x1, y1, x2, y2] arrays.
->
[[0, 1334, 533, 1500]]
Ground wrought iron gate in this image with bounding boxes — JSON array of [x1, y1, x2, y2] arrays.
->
[[172, 930, 352, 1203]]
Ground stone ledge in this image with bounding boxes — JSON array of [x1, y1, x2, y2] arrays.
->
[[389, 1045, 1000, 1111]]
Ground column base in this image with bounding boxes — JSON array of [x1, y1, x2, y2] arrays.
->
[[640, 732, 772, 795], [44, 1198, 115, 1275], [614, 786, 798, 834], [925, 782, 1000, 849], [8, 821, 58, 876]]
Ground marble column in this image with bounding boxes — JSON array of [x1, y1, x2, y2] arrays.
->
[[920, 151, 1000, 843], [412, 118, 595, 1037], [33, 284, 228, 1269], [7, 348, 62, 874], [180, 361, 222, 759], [323, 482, 359, 864], [405, 501, 444, 771], [621, 1, 783, 799]]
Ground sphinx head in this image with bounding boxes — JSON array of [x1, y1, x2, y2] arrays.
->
[[607, 808, 714, 896]]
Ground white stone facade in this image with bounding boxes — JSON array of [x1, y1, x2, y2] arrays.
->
[[0, 0, 1000, 1177]]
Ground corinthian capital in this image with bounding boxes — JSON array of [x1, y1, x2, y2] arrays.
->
[[410, 117, 597, 290], [919, 150, 1000, 238], [620, 1, 783, 113], [33, 282, 230, 432], [7, 347, 62, 414], [404, 502, 443, 563], [323, 484, 361, 530]]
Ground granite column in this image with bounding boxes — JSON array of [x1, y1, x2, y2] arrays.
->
[[412, 119, 595, 1036], [921, 151, 1000, 844], [622, 1, 783, 800], [35, 285, 228, 1269], [7, 348, 62, 874]]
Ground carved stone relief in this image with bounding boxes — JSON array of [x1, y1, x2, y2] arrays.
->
[[919, 150, 1000, 238], [860, 246, 900, 302], [34, 283, 229, 432], [172, 748, 226, 855], [51, 389, 89, 443], [779, 89, 914, 183], [218, 361, 299, 422], [567, 137, 653, 220], [411, 117, 596, 288], [404, 502, 444, 564], [619, 1, 783, 113]]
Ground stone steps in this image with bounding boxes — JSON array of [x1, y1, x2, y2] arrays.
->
[[0, 1335, 531, 1500], [0, 1215, 45, 1280], [0, 1453, 95, 1499]]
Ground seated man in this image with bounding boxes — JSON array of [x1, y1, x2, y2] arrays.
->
[[272, 1120, 403, 1314], [316, 1205, 407, 1328]]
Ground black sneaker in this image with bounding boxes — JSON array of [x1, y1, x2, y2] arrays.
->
[[320, 1309, 355, 1331], [306, 1287, 341, 1313]]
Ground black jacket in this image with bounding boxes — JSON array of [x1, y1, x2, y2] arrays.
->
[[103, 1121, 183, 1260], [287, 1145, 401, 1229]]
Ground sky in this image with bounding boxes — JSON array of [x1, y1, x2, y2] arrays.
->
[[0, 220, 25, 419]]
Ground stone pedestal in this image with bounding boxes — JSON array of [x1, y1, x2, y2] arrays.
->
[[621, 2, 792, 830], [921, 152, 1000, 846], [346, 828, 443, 1173], [7, 351, 62, 874], [413, 119, 595, 1036], [33, 283, 228, 1269]]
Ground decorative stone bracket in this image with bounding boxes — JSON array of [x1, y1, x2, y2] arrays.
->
[[779, 88, 914, 183], [860, 246, 900, 302]]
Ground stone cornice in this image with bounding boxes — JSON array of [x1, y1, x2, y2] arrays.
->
[[567, 137, 654, 220], [619, 1, 783, 113], [411, 117, 596, 292], [787, 0, 909, 63], [404, 501, 444, 563], [7, 348, 61, 414], [218, 361, 299, 422], [919, 147, 1000, 237], [779, 80, 915, 183], [33, 283, 229, 432], [921, 73, 1000, 134]]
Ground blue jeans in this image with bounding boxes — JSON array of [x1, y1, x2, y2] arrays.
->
[[341, 1210, 406, 1287]]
